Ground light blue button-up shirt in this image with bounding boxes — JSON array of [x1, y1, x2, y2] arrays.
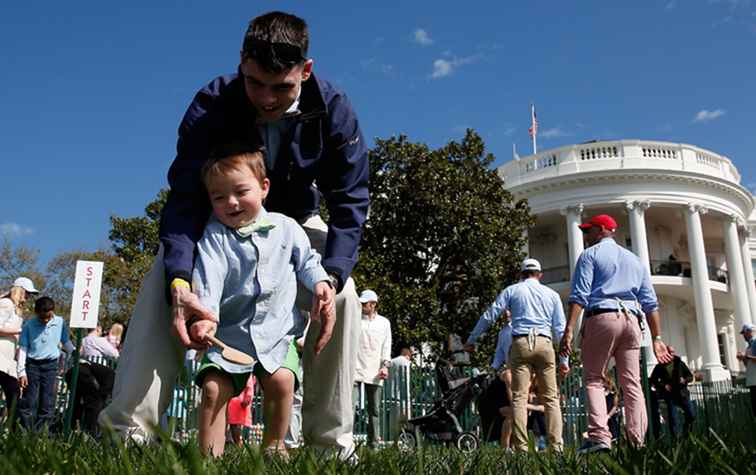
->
[[19, 315, 70, 360], [467, 278, 566, 345], [491, 323, 513, 370], [568, 237, 659, 315], [192, 208, 329, 375]]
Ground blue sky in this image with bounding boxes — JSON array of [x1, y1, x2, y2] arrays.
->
[[2, 1, 755, 264]]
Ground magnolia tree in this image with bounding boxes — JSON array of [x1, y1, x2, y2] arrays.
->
[[352, 130, 533, 364]]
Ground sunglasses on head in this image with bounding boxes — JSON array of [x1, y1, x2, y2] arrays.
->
[[243, 38, 306, 66]]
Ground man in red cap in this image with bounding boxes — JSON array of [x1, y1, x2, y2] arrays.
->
[[560, 214, 673, 453]]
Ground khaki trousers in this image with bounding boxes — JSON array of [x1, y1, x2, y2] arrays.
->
[[100, 216, 362, 453], [509, 335, 563, 451]]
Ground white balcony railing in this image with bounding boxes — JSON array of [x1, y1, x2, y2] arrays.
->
[[499, 140, 741, 188]]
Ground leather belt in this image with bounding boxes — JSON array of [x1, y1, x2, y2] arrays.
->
[[513, 334, 551, 340], [584, 307, 619, 318]]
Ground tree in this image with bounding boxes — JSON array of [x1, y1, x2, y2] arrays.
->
[[352, 130, 533, 363], [0, 237, 45, 314], [103, 189, 168, 323]]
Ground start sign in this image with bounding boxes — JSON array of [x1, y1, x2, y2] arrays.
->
[[69, 260, 104, 329]]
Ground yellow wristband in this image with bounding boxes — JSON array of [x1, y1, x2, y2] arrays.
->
[[170, 278, 191, 291]]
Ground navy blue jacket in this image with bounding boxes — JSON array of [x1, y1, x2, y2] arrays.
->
[[159, 72, 369, 291]]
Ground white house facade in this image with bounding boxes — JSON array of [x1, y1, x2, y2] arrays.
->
[[498, 140, 756, 382]]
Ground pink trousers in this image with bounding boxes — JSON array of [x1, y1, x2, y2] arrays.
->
[[581, 311, 647, 446]]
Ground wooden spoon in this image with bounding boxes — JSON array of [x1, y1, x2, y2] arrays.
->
[[206, 335, 256, 366]]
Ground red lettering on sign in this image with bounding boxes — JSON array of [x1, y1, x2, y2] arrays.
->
[[83, 301, 90, 310], [83, 289, 92, 299]]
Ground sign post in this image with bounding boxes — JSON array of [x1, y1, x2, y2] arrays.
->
[[63, 260, 104, 436]]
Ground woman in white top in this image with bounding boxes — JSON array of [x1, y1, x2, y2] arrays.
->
[[0, 277, 38, 422]]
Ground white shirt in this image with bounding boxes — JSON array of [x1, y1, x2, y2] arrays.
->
[[391, 355, 411, 368], [355, 313, 392, 385], [81, 334, 120, 358], [0, 298, 22, 377]]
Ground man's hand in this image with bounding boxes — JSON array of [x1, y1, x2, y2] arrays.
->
[[378, 367, 389, 380], [664, 384, 672, 392], [171, 284, 217, 350], [310, 281, 336, 355], [559, 362, 570, 377], [737, 352, 745, 361], [463, 343, 476, 353], [653, 338, 674, 364], [19, 375, 28, 389], [559, 328, 573, 358], [189, 319, 217, 348]]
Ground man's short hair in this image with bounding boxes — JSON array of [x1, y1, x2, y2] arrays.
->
[[34, 296, 55, 314], [201, 142, 267, 188], [521, 269, 541, 279], [242, 11, 309, 73]]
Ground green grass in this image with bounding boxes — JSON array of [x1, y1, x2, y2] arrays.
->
[[0, 430, 753, 474]]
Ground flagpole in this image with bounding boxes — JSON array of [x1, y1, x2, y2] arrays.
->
[[531, 103, 538, 155]]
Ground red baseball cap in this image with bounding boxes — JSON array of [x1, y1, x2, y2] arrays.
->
[[578, 214, 618, 232]]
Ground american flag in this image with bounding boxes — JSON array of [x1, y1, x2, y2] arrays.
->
[[528, 104, 538, 138]]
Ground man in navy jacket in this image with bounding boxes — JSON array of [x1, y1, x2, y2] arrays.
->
[[100, 11, 368, 455]]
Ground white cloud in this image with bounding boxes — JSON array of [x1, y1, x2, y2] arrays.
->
[[360, 58, 395, 76], [0, 222, 34, 237], [503, 127, 517, 136], [665, 0, 677, 10], [430, 55, 480, 79], [693, 108, 726, 122], [414, 28, 433, 46], [540, 127, 571, 138]]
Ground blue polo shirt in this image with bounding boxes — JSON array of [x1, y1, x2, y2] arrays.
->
[[19, 315, 70, 360]]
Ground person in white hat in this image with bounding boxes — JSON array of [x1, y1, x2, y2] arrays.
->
[[354, 289, 391, 449], [736, 323, 756, 416], [465, 258, 566, 452], [0, 277, 38, 423]]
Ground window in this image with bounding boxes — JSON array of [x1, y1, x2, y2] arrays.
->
[[717, 333, 727, 369]]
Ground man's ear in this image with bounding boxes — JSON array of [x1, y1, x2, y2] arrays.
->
[[301, 59, 314, 81]]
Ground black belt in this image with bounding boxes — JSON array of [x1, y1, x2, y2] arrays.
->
[[585, 307, 620, 318], [513, 334, 551, 340]]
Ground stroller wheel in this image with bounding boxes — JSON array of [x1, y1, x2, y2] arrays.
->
[[455, 432, 478, 452], [397, 430, 417, 451]]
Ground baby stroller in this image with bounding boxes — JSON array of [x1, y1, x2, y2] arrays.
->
[[398, 357, 491, 452]]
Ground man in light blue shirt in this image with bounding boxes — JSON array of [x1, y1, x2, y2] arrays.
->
[[559, 214, 672, 453], [465, 258, 566, 452], [17, 296, 75, 431], [491, 321, 513, 372]]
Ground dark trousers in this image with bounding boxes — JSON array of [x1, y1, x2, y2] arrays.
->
[[355, 382, 382, 447], [65, 362, 115, 434], [0, 370, 20, 425], [750, 386, 756, 417], [651, 390, 694, 438], [17, 358, 58, 432]]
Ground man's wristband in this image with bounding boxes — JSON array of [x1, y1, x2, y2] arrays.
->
[[171, 278, 191, 292], [653, 335, 663, 341]]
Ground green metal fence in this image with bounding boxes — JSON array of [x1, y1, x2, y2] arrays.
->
[[4, 356, 749, 447]]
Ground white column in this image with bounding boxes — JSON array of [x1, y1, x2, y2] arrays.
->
[[562, 204, 585, 273], [562, 204, 585, 345], [627, 200, 651, 269], [738, 226, 756, 325], [626, 200, 657, 367], [684, 203, 729, 381], [723, 214, 752, 334]]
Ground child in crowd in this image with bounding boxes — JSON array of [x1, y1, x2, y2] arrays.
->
[[188, 142, 333, 457], [227, 375, 255, 446], [17, 296, 75, 431]]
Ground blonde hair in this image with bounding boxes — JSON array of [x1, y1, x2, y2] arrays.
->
[[7, 287, 26, 314], [109, 323, 124, 338]]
